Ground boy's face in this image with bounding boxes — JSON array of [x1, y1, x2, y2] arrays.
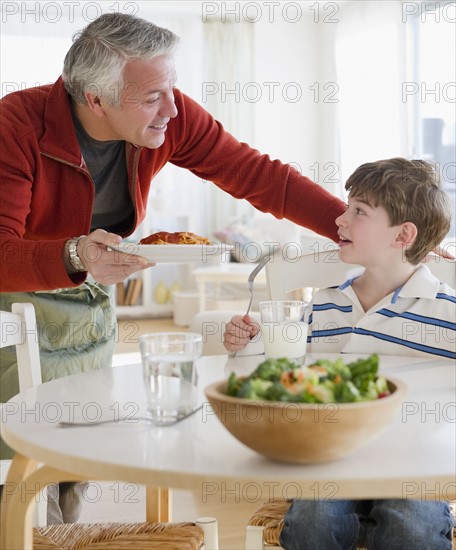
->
[[335, 197, 403, 267]]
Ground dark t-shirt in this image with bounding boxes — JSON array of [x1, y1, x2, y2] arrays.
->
[[71, 105, 134, 234]]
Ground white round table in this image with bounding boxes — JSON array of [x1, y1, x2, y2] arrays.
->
[[1, 353, 455, 549]]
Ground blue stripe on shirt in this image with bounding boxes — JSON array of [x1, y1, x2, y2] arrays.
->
[[436, 293, 456, 304], [313, 303, 353, 313], [353, 327, 456, 359], [377, 308, 456, 331], [310, 327, 354, 339]]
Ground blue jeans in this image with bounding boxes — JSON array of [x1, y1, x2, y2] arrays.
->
[[279, 499, 454, 550]]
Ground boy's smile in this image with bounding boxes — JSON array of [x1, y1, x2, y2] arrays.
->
[[337, 231, 352, 246]]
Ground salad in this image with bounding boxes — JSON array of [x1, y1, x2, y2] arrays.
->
[[227, 354, 390, 404]]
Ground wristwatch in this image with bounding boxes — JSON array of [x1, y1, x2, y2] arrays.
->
[[67, 236, 86, 272]]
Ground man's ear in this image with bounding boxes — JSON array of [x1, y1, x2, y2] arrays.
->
[[394, 222, 418, 248], [85, 92, 105, 117]]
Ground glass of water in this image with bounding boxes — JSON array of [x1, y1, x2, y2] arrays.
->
[[139, 332, 203, 425]]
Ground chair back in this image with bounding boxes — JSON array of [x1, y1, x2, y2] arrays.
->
[[189, 310, 263, 356], [0, 303, 45, 525], [0, 302, 42, 390], [423, 253, 456, 287], [266, 249, 456, 300]]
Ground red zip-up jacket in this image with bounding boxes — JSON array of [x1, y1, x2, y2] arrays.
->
[[0, 77, 344, 292]]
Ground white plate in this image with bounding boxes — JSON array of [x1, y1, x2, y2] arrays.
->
[[111, 242, 233, 263]]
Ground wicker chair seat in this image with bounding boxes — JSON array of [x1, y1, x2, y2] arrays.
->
[[33, 521, 204, 550], [248, 499, 290, 546], [248, 499, 456, 550]]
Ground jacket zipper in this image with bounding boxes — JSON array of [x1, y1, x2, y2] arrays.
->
[[41, 147, 143, 237], [40, 150, 92, 177]]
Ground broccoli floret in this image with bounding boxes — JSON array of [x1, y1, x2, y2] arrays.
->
[[227, 372, 242, 396], [264, 381, 295, 402], [294, 389, 322, 404], [237, 378, 272, 400], [250, 358, 297, 382]]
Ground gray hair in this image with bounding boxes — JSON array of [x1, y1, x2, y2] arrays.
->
[[62, 13, 179, 106]]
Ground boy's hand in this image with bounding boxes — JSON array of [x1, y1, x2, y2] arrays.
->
[[223, 314, 260, 353]]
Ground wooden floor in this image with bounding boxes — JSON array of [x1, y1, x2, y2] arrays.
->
[[77, 317, 260, 549], [115, 316, 182, 355]]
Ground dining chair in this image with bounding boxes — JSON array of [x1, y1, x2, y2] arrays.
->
[[0, 302, 47, 527], [0, 303, 218, 549], [244, 249, 456, 550], [266, 249, 456, 301], [245, 499, 456, 549], [32, 519, 216, 549]]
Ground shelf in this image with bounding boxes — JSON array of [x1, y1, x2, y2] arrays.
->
[[116, 303, 173, 319]]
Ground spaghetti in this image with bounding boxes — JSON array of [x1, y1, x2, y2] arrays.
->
[[140, 231, 211, 245]]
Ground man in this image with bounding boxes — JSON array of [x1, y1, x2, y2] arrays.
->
[[0, 12, 345, 522]]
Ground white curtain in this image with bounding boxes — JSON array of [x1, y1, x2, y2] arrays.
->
[[335, 1, 408, 184], [202, 18, 256, 233]]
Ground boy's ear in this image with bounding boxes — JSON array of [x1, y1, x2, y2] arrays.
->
[[394, 222, 418, 248]]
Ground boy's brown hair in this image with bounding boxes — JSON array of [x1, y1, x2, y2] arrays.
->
[[345, 157, 452, 264]]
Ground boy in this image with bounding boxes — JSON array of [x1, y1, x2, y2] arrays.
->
[[224, 157, 455, 549]]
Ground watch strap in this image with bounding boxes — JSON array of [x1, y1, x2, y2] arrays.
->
[[68, 236, 86, 272]]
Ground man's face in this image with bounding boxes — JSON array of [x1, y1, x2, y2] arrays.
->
[[101, 55, 178, 149]]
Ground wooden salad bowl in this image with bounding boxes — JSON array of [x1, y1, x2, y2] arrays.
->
[[204, 377, 407, 464]]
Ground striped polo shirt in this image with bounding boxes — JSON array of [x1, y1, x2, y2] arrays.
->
[[307, 264, 456, 360]]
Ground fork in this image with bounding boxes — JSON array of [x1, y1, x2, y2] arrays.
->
[[58, 405, 203, 427], [244, 255, 271, 316], [232, 255, 271, 356]]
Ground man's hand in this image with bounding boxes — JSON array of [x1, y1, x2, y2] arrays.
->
[[432, 244, 455, 260], [223, 314, 260, 353], [77, 229, 154, 285]]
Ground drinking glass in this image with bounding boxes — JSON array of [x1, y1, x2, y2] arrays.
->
[[139, 332, 202, 425], [259, 301, 309, 363]]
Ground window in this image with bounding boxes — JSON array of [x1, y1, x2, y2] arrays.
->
[[335, 1, 455, 241], [409, 2, 455, 239]]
